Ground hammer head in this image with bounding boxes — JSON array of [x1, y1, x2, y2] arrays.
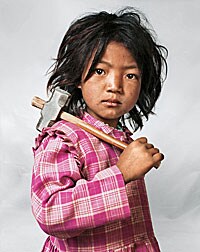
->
[[36, 87, 71, 131]]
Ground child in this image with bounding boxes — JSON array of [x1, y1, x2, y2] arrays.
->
[[31, 7, 168, 252]]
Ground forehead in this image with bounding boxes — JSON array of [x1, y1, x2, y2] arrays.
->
[[83, 41, 138, 79], [100, 41, 137, 64]]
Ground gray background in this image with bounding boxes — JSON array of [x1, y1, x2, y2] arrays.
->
[[1, 0, 199, 251]]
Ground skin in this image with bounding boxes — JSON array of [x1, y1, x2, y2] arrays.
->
[[79, 41, 164, 182], [80, 41, 142, 128]]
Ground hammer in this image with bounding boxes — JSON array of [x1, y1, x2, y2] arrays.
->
[[32, 87, 128, 150]]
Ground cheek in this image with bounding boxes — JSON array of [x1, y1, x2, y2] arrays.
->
[[81, 84, 99, 105], [126, 86, 141, 108], [81, 81, 101, 97], [128, 85, 141, 100], [135, 87, 141, 100]]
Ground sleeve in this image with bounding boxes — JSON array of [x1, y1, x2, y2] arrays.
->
[[31, 129, 131, 239]]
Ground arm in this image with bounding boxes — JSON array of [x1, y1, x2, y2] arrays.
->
[[31, 130, 131, 239]]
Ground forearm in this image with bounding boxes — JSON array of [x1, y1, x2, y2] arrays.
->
[[31, 165, 130, 239]]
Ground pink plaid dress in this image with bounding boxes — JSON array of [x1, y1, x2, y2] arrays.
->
[[31, 112, 160, 252]]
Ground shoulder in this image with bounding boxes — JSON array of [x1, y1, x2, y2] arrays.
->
[[50, 119, 89, 141], [52, 119, 81, 134], [34, 120, 89, 150]]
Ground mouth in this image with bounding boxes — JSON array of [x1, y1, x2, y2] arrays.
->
[[101, 99, 122, 107]]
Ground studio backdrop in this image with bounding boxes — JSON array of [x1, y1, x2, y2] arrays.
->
[[0, 0, 199, 251]]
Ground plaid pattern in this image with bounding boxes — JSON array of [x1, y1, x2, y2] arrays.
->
[[31, 113, 160, 252]]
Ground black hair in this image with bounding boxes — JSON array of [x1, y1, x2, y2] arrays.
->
[[47, 7, 168, 131]]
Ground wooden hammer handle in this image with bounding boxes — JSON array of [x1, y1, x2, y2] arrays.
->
[[32, 96, 128, 150]]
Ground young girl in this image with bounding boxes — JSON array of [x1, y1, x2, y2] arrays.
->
[[31, 7, 168, 252]]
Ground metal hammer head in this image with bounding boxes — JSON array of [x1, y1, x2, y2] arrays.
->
[[36, 87, 71, 131]]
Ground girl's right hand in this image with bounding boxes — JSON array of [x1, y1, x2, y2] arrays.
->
[[116, 137, 164, 183]]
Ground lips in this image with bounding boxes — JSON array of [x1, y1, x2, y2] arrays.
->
[[101, 98, 121, 107]]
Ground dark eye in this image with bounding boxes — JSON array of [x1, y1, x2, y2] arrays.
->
[[126, 73, 137, 80], [95, 68, 105, 75]]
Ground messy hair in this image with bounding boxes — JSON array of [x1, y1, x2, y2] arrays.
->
[[47, 7, 168, 131]]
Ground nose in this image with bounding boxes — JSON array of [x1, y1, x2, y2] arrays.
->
[[106, 73, 123, 93]]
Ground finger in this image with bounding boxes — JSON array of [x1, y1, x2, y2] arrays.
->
[[153, 152, 164, 169], [137, 137, 148, 144], [149, 147, 159, 155], [153, 152, 164, 162], [154, 161, 161, 169], [146, 143, 154, 149]]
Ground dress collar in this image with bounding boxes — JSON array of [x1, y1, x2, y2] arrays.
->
[[81, 112, 133, 141]]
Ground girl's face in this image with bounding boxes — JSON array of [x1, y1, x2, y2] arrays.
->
[[79, 41, 141, 128]]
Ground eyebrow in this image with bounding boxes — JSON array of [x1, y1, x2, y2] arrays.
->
[[98, 60, 139, 70]]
